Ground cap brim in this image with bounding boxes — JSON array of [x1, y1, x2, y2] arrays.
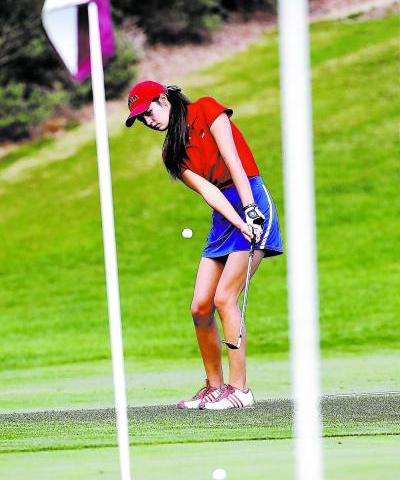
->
[[125, 99, 152, 127]]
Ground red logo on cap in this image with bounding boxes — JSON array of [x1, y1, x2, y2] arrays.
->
[[128, 95, 139, 108]]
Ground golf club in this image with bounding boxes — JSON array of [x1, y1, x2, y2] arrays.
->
[[222, 237, 256, 350]]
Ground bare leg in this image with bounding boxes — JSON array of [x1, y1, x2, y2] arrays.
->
[[191, 257, 225, 388], [214, 250, 264, 390]]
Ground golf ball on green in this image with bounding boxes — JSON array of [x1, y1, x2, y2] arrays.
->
[[212, 469, 227, 480], [182, 228, 193, 238]]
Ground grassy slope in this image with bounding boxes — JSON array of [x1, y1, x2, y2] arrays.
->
[[0, 15, 399, 370]]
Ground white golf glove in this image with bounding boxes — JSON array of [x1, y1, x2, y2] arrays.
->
[[243, 203, 265, 243]]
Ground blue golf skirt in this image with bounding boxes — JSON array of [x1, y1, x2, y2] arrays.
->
[[202, 176, 283, 263]]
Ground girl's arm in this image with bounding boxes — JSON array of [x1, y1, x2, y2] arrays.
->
[[181, 169, 252, 241], [210, 113, 255, 208]]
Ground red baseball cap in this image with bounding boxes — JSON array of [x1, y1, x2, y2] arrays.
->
[[125, 80, 167, 127]]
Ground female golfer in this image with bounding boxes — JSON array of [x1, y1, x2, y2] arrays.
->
[[125, 80, 283, 409]]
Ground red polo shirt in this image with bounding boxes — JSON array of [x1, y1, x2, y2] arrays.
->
[[181, 97, 259, 189]]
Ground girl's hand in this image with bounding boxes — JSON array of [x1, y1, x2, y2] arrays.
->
[[239, 221, 261, 243], [243, 203, 265, 243]]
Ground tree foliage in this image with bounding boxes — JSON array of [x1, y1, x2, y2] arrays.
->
[[112, 0, 277, 44], [113, 0, 221, 43]]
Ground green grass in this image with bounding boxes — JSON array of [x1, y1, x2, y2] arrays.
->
[[0, 136, 55, 168], [0, 15, 399, 371], [1, 353, 398, 465], [1, 353, 399, 413], [1, 353, 398, 459], [1, 395, 399, 454], [0, 14, 399, 479], [0, 436, 399, 480]]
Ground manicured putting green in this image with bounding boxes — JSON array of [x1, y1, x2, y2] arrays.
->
[[0, 435, 398, 480]]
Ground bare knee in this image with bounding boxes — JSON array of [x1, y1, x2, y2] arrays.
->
[[214, 291, 238, 314], [190, 300, 215, 328]]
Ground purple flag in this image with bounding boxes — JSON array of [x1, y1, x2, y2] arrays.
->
[[42, 0, 116, 82]]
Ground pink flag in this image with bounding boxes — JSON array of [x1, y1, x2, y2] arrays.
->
[[42, 0, 116, 82]]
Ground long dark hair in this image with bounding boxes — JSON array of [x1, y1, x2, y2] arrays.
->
[[161, 85, 191, 180]]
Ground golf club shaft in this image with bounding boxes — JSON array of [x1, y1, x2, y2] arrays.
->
[[238, 240, 256, 341]]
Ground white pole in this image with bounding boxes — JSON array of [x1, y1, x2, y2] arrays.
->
[[88, 3, 132, 480], [278, 1, 324, 480]]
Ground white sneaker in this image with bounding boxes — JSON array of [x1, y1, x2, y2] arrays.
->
[[199, 384, 255, 410], [177, 380, 222, 409]]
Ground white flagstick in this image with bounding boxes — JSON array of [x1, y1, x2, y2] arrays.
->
[[88, 3, 132, 480], [278, 1, 324, 480]]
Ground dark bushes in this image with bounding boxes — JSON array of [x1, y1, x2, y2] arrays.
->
[[112, 0, 277, 45], [0, 0, 137, 141]]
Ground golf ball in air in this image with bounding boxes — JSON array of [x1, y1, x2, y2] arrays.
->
[[212, 469, 227, 480], [182, 228, 193, 238]]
